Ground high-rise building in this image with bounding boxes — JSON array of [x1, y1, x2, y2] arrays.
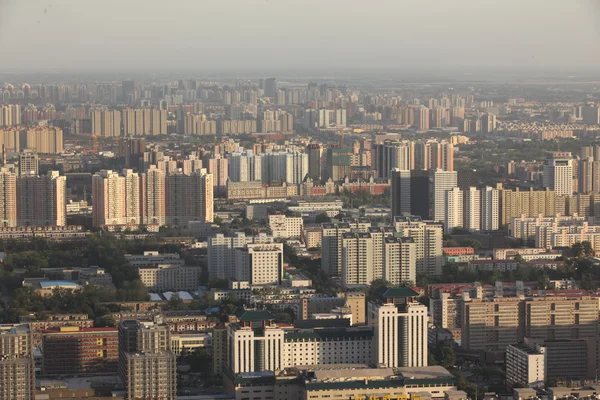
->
[[165, 170, 214, 227], [91, 110, 121, 138], [415, 141, 454, 172], [325, 146, 353, 181], [26, 125, 63, 154], [307, 143, 323, 181], [444, 187, 463, 233], [582, 105, 600, 125], [284, 152, 309, 184], [394, 216, 444, 276], [464, 187, 481, 232], [409, 170, 431, 220], [17, 171, 66, 226], [480, 186, 499, 231], [0, 324, 35, 400], [92, 169, 140, 228], [0, 168, 17, 227], [579, 157, 594, 194], [415, 107, 430, 131], [481, 113, 497, 133], [543, 152, 573, 196], [118, 319, 176, 400], [120, 137, 146, 169], [341, 232, 374, 286], [205, 155, 229, 196], [229, 153, 262, 182], [391, 169, 411, 218], [0, 104, 22, 126], [369, 287, 428, 368], [321, 222, 352, 277], [18, 149, 38, 176], [499, 186, 557, 226], [0, 127, 24, 152], [383, 237, 417, 285], [264, 78, 277, 98], [374, 141, 414, 179], [140, 165, 166, 226], [431, 169, 457, 223], [122, 109, 168, 136]]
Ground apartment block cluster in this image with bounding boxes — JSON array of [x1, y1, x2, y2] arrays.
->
[[91, 163, 213, 230], [0, 151, 66, 228], [212, 288, 463, 400], [429, 280, 600, 387]]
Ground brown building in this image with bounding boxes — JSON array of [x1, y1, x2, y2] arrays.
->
[[42, 327, 119, 376], [461, 295, 599, 352], [21, 314, 94, 346]]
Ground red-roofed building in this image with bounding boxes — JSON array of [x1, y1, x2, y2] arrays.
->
[[42, 326, 118, 376], [442, 247, 475, 256]]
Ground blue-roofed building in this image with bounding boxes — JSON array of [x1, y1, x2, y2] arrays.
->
[[34, 280, 82, 296]]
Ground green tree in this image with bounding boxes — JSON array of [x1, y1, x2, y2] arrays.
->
[[438, 345, 456, 368], [167, 293, 184, 310], [315, 213, 331, 224]]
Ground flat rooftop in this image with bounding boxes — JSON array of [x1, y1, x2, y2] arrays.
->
[[397, 366, 455, 380], [314, 367, 395, 381], [38, 375, 121, 391]]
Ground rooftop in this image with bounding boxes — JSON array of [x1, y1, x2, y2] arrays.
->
[[39, 280, 81, 289], [235, 309, 276, 322], [375, 286, 420, 298]]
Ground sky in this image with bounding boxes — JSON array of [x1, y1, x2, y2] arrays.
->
[[0, 0, 599, 72]]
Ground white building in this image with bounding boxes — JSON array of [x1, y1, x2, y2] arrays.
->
[[383, 237, 417, 286], [431, 169, 457, 223], [394, 216, 444, 276], [506, 341, 546, 388], [369, 287, 428, 368], [464, 187, 481, 232], [480, 186, 499, 231], [444, 187, 463, 233], [341, 232, 374, 286], [234, 242, 283, 285], [208, 233, 273, 280], [268, 214, 303, 239], [543, 153, 573, 196]]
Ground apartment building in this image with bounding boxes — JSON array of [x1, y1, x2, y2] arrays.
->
[[118, 319, 177, 400], [234, 243, 283, 285], [42, 326, 118, 376], [506, 341, 546, 388], [0, 324, 35, 400], [207, 233, 273, 280], [268, 214, 303, 239], [393, 216, 444, 276]]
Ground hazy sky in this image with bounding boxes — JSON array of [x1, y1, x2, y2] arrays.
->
[[0, 0, 599, 72]]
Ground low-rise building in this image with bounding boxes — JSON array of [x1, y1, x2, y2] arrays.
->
[[468, 259, 518, 272], [138, 264, 202, 292], [170, 332, 212, 355], [224, 365, 457, 400]]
